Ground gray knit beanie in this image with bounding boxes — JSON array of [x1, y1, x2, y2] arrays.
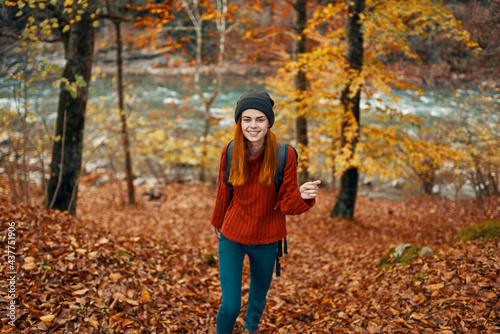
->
[[234, 89, 275, 127]]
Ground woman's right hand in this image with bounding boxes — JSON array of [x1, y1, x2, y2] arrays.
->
[[212, 226, 221, 238]]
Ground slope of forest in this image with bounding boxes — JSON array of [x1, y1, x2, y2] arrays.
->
[[1, 179, 499, 333]]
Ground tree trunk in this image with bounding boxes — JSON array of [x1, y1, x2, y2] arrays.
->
[[191, 12, 207, 182], [422, 173, 435, 195], [293, 0, 309, 185], [113, 16, 135, 205], [199, 0, 226, 182], [200, 102, 211, 183], [331, 0, 364, 218], [45, 0, 97, 215], [418, 159, 435, 195], [21, 47, 31, 207], [489, 172, 499, 196]]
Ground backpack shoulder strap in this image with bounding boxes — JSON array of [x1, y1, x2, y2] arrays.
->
[[224, 140, 234, 186], [274, 142, 298, 195], [274, 143, 296, 277]]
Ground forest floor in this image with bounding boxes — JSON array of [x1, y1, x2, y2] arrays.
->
[[1, 179, 499, 333]]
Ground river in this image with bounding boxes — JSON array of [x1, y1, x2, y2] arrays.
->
[[0, 73, 495, 200]]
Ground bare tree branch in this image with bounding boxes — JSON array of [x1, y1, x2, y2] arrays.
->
[[98, 13, 131, 23]]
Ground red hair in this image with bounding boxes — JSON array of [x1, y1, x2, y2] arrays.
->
[[228, 118, 277, 187]]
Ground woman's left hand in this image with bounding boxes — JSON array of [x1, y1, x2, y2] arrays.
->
[[212, 226, 221, 238], [300, 180, 321, 200]]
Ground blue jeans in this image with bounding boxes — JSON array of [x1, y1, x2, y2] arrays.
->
[[217, 234, 278, 334]]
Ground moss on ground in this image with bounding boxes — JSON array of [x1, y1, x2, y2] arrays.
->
[[378, 244, 436, 269], [451, 220, 500, 244]]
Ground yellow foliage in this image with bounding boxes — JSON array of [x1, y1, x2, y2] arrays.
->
[[272, 0, 481, 182]]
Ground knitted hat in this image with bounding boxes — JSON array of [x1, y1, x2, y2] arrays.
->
[[234, 89, 275, 127]]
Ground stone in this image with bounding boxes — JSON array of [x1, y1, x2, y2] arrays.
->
[[417, 246, 435, 258]]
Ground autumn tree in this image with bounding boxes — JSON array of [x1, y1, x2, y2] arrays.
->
[[131, 0, 237, 182], [427, 84, 499, 199], [0, 0, 99, 214], [411, 0, 499, 82], [240, 0, 319, 184], [330, 0, 364, 217], [101, 0, 136, 205], [45, 0, 99, 214], [293, 0, 310, 185], [0, 1, 66, 206], [275, 0, 479, 217]]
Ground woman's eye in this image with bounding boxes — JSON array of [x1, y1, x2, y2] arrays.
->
[[242, 118, 265, 123]]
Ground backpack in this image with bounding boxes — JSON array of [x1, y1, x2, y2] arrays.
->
[[223, 140, 298, 276]]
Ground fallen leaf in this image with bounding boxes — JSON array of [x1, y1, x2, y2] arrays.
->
[[410, 313, 422, 320], [88, 251, 99, 259], [122, 318, 134, 326], [97, 237, 109, 245], [39, 314, 55, 323], [425, 283, 444, 290], [72, 288, 89, 296], [22, 262, 38, 270], [109, 273, 122, 282], [141, 288, 151, 303], [89, 320, 99, 329]]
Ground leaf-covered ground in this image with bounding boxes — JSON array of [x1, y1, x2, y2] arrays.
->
[[1, 179, 499, 333]]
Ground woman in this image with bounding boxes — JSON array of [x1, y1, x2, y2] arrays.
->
[[211, 89, 320, 334]]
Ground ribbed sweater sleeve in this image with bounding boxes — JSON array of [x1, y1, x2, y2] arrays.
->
[[276, 145, 315, 215], [210, 144, 230, 229]]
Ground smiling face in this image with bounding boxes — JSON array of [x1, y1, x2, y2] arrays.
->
[[241, 109, 269, 149]]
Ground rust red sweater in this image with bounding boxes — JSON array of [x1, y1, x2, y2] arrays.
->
[[210, 143, 315, 245]]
